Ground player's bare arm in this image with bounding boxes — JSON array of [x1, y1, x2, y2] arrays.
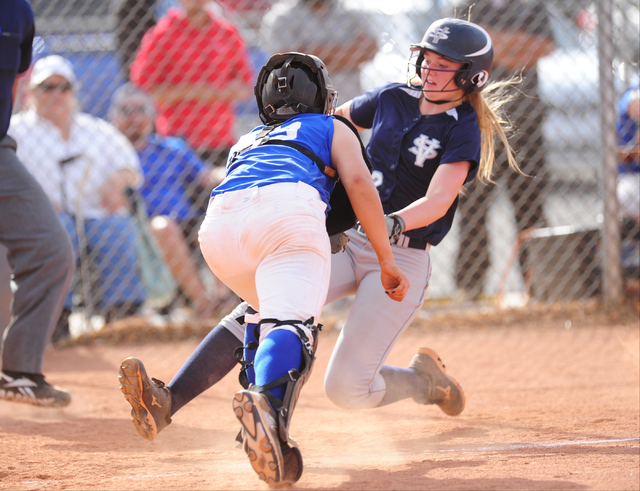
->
[[334, 101, 365, 132], [395, 160, 470, 231]]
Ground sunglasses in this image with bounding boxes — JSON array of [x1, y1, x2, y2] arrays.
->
[[37, 82, 73, 92], [117, 105, 152, 116]]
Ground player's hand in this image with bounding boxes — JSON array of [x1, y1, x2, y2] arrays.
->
[[380, 261, 410, 302]]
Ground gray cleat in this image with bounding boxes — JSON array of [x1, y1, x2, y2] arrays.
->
[[409, 347, 465, 416]]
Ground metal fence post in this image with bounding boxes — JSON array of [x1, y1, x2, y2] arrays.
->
[[597, 0, 623, 305]]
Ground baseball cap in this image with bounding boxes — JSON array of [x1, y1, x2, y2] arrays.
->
[[109, 83, 155, 119], [29, 55, 77, 87]]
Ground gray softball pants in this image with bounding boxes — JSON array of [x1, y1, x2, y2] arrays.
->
[[221, 228, 432, 410], [0, 135, 75, 374]]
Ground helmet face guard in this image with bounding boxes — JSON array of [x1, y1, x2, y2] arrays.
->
[[408, 18, 493, 95], [255, 52, 338, 124]]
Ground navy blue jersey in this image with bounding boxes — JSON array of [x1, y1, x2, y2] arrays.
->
[[214, 113, 336, 209], [350, 82, 481, 245], [0, 0, 34, 139]]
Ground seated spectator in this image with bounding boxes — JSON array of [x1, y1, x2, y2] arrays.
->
[[617, 82, 640, 277], [8, 55, 146, 338], [108, 83, 223, 317]]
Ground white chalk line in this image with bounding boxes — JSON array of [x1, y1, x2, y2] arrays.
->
[[421, 437, 640, 454], [19, 437, 639, 485], [21, 473, 186, 486], [304, 437, 640, 463]]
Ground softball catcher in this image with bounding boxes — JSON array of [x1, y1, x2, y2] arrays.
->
[[119, 51, 408, 486]]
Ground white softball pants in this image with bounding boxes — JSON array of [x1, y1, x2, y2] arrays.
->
[[199, 182, 331, 343]]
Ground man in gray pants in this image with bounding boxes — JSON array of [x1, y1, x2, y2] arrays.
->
[[0, 0, 76, 408]]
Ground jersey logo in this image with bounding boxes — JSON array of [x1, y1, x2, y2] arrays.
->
[[472, 70, 490, 88], [429, 27, 450, 44], [409, 135, 441, 167], [270, 121, 301, 141], [227, 121, 302, 168], [372, 170, 384, 187]]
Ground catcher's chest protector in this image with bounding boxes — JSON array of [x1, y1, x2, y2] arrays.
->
[[231, 115, 372, 236]]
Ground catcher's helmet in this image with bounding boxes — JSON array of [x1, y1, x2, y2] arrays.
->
[[409, 18, 493, 94], [255, 52, 338, 124]]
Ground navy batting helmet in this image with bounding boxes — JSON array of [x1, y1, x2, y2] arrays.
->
[[409, 18, 494, 94], [255, 52, 338, 124]]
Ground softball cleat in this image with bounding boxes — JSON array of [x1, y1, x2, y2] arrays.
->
[[118, 357, 172, 441], [409, 347, 466, 416], [233, 390, 285, 485], [0, 372, 71, 408]]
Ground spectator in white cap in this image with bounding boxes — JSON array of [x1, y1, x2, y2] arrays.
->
[[28, 54, 78, 87], [9, 55, 147, 338]]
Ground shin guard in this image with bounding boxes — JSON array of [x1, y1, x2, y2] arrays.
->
[[250, 316, 321, 445]]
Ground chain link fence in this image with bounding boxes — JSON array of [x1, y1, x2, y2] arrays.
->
[[4, 0, 639, 335]]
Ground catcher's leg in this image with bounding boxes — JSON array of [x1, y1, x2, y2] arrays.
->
[[168, 323, 242, 415], [233, 317, 320, 485]]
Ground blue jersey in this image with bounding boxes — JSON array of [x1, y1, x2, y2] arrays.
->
[[350, 82, 481, 245], [0, 0, 34, 139], [617, 82, 639, 174], [138, 134, 208, 221], [213, 113, 336, 209]]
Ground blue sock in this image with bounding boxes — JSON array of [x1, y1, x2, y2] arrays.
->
[[254, 329, 302, 403], [243, 323, 259, 385]]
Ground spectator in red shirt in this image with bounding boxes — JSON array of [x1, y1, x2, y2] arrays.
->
[[130, 0, 254, 169]]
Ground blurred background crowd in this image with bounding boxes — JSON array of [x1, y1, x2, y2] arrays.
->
[[1, 0, 638, 342]]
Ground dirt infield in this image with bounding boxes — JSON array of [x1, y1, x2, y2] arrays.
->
[[0, 315, 638, 491]]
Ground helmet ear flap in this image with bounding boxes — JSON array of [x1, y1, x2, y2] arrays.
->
[[415, 51, 425, 79], [453, 61, 472, 93]]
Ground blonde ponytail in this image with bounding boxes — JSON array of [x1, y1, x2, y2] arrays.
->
[[467, 75, 522, 182]]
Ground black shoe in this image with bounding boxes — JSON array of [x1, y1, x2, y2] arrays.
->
[[0, 372, 71, 408]]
